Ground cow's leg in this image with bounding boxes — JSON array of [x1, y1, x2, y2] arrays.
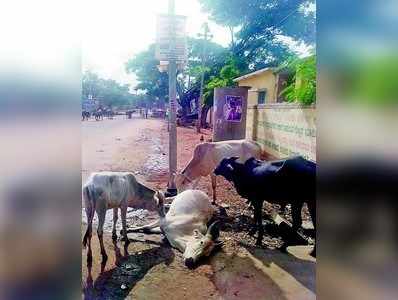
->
[[307, 200, 316, 231], [291, 202, 302, 231], [307, 200, 316, 257], [210, 174, 217, 204], [83, 187, 94, 263], [96, 205, 108, 260], [83, 206, 93, 248], [84, 207, 93, 263], [254, 200, 264, 246], [112, 207, 118, 241], [120, 204, 130, 245]]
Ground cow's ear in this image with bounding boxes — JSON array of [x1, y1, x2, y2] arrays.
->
[[206, 221, 220, 240], [155, 191, 165, 208], [156, 191, 165, 202]]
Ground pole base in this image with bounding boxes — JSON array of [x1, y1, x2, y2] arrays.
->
[[165, 188, 178, 197]]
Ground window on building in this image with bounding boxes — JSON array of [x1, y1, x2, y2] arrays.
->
[[258, 90, 267, 104]]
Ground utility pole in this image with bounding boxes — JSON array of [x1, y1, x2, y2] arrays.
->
[[166, 0, 178, 196], [196, 22, 212, 133]]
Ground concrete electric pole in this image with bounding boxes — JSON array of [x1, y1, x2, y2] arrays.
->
[[166, 0, 178, 196], [196, 22, 212, 134]]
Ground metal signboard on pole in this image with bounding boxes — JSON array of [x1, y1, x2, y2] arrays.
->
[[156, 14, 187, 65], [157, 0, 186, 196]]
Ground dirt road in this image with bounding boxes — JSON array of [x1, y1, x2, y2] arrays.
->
[[82, 115, 168, 185], [82, 115, 315, 299]]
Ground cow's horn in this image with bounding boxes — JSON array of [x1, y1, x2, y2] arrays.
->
[[206, 221, 220, 240]]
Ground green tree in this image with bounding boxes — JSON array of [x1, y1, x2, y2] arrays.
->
[[205, 58, 240, 100], [82, 70, 135, 108], [186, 37, 228, 87], [193, 58, 241, 126], [82, 71, 101, 99], [125, 38, 230, 111], [200, 0, 315, 69], [125, 44, 169, 107], [279, 54, 316, 105]]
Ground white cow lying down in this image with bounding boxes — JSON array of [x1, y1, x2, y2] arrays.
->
[[127, 190, 221, 268]]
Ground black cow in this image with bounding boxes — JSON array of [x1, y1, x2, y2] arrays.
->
[[214, 156, 316, 248]]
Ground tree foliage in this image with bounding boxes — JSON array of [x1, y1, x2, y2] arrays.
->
[[279, 54, 316, 105], [204, 58, 240, 105], [125, 44, 169, 106], [82, 71, 134, 107], [199, 0, 315, 69], [186, 37, 228, 86], [125, 38, 231, 108], [125, 1, 316, 110]]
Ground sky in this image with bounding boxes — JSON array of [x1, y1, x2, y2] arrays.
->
[[83, 0, 231, 87]]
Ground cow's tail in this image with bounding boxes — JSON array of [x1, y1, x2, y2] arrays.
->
[[83, 185, 96, 248], [126, 220, 160, 233]]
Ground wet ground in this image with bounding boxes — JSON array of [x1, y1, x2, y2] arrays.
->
[[82, 114, 316, 299]]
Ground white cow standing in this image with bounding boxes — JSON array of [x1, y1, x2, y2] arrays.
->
[[127, 190, 221, 268], [82, 172, 159, 260], [175, 140, 262, 203]]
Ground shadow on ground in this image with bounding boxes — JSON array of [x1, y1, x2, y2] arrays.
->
[[84, 243, 174, 300], [242, 243, 316, 293], [210, 250, 289, 300]]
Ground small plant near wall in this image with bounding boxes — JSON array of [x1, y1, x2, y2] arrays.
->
[[279, 55, 316, 105]]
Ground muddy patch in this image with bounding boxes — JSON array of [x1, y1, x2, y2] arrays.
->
[[82, 208, 158, 234]]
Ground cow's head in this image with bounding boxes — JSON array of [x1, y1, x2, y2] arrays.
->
[[175, 172, 199, 192], [183, 221, 221, 269], [214, 157, 239, 181], [176, 143, 212, 191]]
